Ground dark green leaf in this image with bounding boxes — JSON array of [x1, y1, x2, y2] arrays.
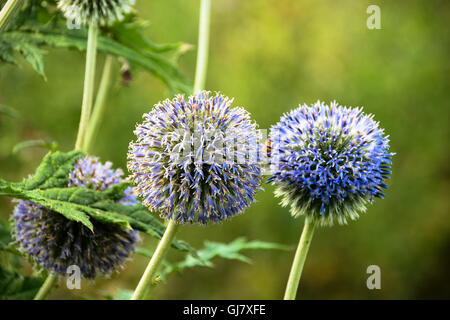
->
[[34, 27, 192, 94], [0, 1, 192, 93], [0, 223, 12, 252], [0, 222, 22, 257], [0, 151, 192, 251], [0, 267, 44, 300], [20, 150, 84, 190], [0, 32, 46, 78]]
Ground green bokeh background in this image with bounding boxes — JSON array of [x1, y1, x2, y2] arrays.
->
[[0, 0, 449, 299]]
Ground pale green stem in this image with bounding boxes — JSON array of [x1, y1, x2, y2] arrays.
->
[[283, 218, 316, 300], [193, 0, 211, 93], [130, 0, 212, 300], [34, 273, 58, 300], [131, 221, 179, 300], [0, 0, 23, 33], [82, 55, 114, 153], [34, 22, 99, 300], [75, 22, 98, 151]]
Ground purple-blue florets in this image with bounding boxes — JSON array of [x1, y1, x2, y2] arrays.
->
[[269, 101, 393, 226], [127, 91, 263, 224], [11, 156, 138, 278]]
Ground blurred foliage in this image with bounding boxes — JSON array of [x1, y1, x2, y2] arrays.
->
[[0, 0, 449, 299], [0, 266, 44, 299], [0, 0, 192, 92]]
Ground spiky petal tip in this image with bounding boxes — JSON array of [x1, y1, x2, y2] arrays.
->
[[58, 0, 135, 26], [11, 156, 139, 279]]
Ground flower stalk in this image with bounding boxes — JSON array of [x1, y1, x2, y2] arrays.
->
[[34, 273, 58, 300], [193, 0, 211, 93], [34, 20, 100, 301], [131, 221, 179, 300], [0, 0, 23, 33], [75, 22, 98, 151], [83, 55, 114, 153], [283, 218, 316, 300]]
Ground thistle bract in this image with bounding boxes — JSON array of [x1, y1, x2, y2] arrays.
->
[[58, 0, 135, 26], [11, 156, 138, 279], [128, 91, 263, 224], [269, 101, 393, 226]]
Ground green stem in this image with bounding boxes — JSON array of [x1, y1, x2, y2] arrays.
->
[[75, 22, 98, 151], [34, 273, 58, 300], [193, 0, 211, 93], [131, 221, 179, 300], [0, 0, 23, 33], [283, 217, 316, 300], [82, 55, 114, 153], [34, 22, 99, 300]]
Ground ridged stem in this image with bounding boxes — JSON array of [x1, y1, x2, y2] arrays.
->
[[0, 0, 23, 33], [82, 55, 114, 153], [75, 22, 98, 151], [131, 221, 179, 300], [283, 217, 316, 300], [193, 0, 211, 93], [34, 273, 57, 300]]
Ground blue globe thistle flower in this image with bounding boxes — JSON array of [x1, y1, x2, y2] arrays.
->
[[11, 156, 139, 279], [58, 0, 135, 26], [127, 91, 263, 224], [268, 101, 394, 226]]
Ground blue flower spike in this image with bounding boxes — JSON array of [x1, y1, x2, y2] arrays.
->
[[269, 100, 394, 227], [11, 156, 139, 279], [127, 91, 263, 225]]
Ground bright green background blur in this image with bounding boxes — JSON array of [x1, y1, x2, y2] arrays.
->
[[1, 0, 449, 299]]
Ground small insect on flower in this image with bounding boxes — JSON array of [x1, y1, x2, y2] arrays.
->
[[269, 101, 394, 226], [127, 91, 263, 224], [11, 156, 139, 279], [57, 0, 135, 26]]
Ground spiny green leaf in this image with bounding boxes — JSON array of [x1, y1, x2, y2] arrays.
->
[[33, 27, 192, 94], [0, 151, 192, 251], [159, 237, 291, 280], [90, 200, 193, 252], [0, 1, 192, 93], [0, 266, 44, 300], [21, 150, 84, 190], [0, 32, 46, 78]]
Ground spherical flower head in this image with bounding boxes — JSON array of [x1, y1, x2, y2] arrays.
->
[[58, 0, 135, 26], [11, 156, 139, 279], [269, 101, 394, 226], [128, 91, 263, 224]]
